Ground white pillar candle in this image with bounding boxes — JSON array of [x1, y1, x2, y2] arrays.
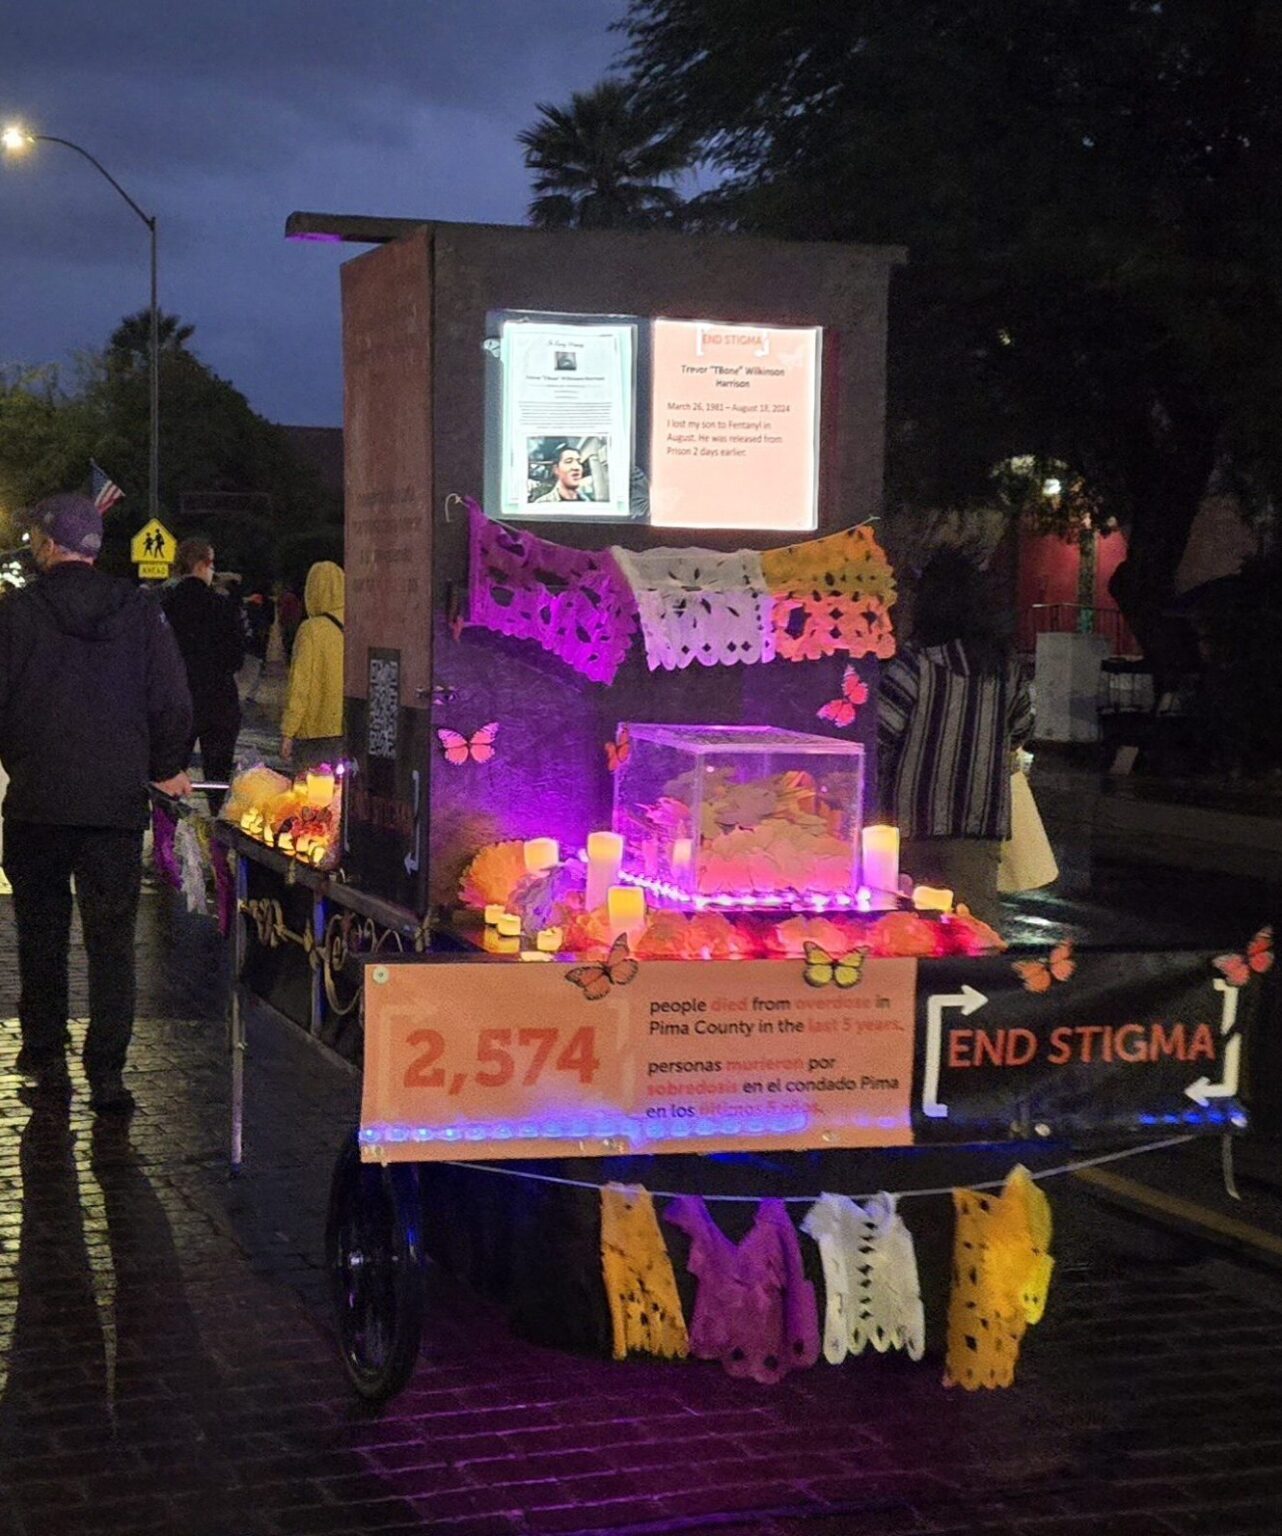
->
[[861, 825, 900, 908], [607, 885, 646, 943], [523, 837, 560, 875], [585, 831, 624, 912]]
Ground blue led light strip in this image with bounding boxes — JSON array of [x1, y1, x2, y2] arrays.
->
[[616, 867, 872, 914]]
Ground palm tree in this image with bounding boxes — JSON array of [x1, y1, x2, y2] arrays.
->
[[518, 81, 691, 231], [108, 309, 195, 367]]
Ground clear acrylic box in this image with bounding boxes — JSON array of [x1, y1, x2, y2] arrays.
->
[[612, 724, 865, 907]]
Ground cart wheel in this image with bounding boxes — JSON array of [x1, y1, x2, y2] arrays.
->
[[326, 1133, 426, 1401]]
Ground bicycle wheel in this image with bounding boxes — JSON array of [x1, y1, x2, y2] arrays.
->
[[325, 1132, 426, 1401]]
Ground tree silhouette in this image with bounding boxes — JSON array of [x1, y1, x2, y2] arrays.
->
[[518, 80, 691, 230], [107, 309, 195, 369]]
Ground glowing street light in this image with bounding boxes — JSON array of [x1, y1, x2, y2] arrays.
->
[[2, 120, 160, 518]]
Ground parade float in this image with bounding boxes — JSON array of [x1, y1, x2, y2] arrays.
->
[[210, 216, 1269, 1402]]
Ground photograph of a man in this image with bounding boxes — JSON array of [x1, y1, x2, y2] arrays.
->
[[531, 442, 593, 505]]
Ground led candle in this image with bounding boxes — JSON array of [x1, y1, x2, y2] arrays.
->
[[671, 838, 694, 884], [585, 830, 624, 912], [912, 884, 954, 914], [607, 885, 646, 942], [519, 950, 553, 962], [492, 935, 520, 955], [304, 770, 335, 809], [496, 912, 522, 938], [535, 926, 564, 952], [861, 825, 900, 909], [523, 837, 560, 875], [483, 903, 506, 927]]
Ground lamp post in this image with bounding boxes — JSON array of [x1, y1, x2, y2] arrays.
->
[[2, 123, 159, 519]]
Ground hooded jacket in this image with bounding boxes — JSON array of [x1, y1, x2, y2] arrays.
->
[[281, 561, 345, 741], [0, 563, 192, 829]]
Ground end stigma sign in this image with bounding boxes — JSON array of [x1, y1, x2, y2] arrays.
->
[[359, 948, 1257, 1163], [912, 950, 1254, 1142]]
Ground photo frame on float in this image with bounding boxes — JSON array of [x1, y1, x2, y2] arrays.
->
[[483, 310, 823, 532], [487, 312, 640, 523]]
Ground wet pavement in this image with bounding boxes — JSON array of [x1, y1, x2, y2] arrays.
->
[[2, 748, 1282, 1535]]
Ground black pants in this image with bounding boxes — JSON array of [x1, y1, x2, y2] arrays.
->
[[2, 822, 144, 1079], [189, 710, 239, 814]]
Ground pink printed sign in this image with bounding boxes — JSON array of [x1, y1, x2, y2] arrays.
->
[[360, 955, 916, 1163], [648, 320, 822, 532]]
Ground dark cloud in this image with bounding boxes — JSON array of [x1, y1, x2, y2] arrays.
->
[[0, 0, 629, 423]]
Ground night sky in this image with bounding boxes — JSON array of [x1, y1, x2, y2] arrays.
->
[[0, 1, 628, 427]]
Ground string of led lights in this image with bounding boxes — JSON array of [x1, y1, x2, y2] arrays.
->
[[357, 1132, 1200, 1204]]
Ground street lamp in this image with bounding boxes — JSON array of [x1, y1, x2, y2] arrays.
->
[[2, 121, 159, 519]]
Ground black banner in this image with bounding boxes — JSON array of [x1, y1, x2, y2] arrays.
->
[[910, 950, 1261, 1144]]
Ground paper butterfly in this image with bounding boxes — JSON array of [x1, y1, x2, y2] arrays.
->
[[816, 665, 870, 729], [802, 941, 867, 989], [565, 933, 640, 1001], [605, 724, 632, 773], [436, 722, 499, 766], [1012, 942, 1076, 994], [1213, 926, 1274, 988]]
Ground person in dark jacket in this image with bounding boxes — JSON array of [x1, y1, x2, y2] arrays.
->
[[0, 493, 192, 1112], [163, 536, 244, 812]]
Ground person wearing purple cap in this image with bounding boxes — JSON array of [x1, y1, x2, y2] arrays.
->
[[0, 492, 193, 1112]]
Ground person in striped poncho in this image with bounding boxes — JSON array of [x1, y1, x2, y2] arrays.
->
[[876, 550, 1033, 924]]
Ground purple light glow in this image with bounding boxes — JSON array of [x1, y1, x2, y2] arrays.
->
[[618, 868, 860, 916]]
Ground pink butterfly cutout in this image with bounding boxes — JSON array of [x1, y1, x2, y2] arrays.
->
[[437, 722, 499, 766]]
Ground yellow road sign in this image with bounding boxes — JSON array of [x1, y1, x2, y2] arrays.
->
[[137, 561, 172, 581], [130, 518, 177, 565]]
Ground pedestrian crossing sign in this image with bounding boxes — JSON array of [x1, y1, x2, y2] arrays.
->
[[130, 518, 177, 566]]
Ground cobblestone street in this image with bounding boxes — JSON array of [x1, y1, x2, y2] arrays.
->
[[3, 876, 1282, 1536]]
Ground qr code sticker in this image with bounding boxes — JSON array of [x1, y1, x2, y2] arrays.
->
[[367, 652, 400, 759]]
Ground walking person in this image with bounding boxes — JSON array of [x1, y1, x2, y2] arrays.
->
[[280, 561, 345, 772], [163, 537, 244, 813], [276, 583, 303, 656], [0, 494, 192, 1112], [876, 548, 1034, 925]]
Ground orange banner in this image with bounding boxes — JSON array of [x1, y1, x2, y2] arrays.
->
[[648, 319, 821, 532], [361, 956, 916, 1163]]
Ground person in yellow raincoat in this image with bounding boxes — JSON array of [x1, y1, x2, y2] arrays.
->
[[280, 561, 344, 771]]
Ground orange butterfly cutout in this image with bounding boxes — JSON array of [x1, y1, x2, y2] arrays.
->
[[565, 933, 640, 1001], [1012, 942, 1076, 994], [816, 665, 869, 729], [605, 724, 632, 773], [437, 722, 499, 766], [1213, 926, 1274, 988]]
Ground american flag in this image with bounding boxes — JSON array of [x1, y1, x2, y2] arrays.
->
[[91, 461, 125, 514]]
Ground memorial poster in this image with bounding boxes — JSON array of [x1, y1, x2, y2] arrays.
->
[[648, 319, 822, 531], [499, 319, 635, 521]]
